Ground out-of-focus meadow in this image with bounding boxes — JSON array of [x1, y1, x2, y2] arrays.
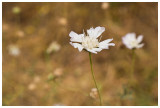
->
[[2, 2, 158, 106]]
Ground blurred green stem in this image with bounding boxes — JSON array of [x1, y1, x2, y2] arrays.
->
[[131, 49, 136, 80], [89, 52, 102, 106]]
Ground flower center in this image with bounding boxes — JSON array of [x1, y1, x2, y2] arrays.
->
[[130, 40, 138, 47], [82, 36, 99, 49]]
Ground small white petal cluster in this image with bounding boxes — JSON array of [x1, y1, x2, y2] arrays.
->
[[122, 33, 144, 49], [69, 26, 115, 54], [8, 45, 20, 56]]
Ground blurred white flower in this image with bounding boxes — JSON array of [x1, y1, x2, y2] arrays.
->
[[59, 17, 67, 26], [69, 26, 115, 54], [44, 84, 50, 90], [90, 88, 98, 99], [53, 68, 63, 77], [101, 2, 109, 10], [16, 30, 25, 38], [46, 41, 61, 54], [3, 23, 9, 31], [8, 45, 20, 56], [53, 103, 65, 106], [28, 83, 36, 91], [34, 76, 41, 83], [122, 33, 144, 49], [12, 6, 21, 14]]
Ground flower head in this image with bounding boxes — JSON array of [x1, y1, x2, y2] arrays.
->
[[122, 33, 144, 49], [69, 26, 115, 54]]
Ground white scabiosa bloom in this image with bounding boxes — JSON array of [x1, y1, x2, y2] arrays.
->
[[69, 26, 115, 54], [122, 33, 144, 49]]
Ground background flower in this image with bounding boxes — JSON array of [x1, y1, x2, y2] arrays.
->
[[46, 41, 61, 54], [8, 45, 20, 56], [90, 88, 98, 99], [122, 33, 144, 49]]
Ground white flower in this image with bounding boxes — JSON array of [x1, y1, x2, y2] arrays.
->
[[69, 26, 115, 54], [28, 83, 36, 91], [53, 103, 65, 106], [101, 2, 109, 10], [8, 45, 20, 56], [53, 68, 63, 77], [16, 30, 25, 38], [122, 33, 144, 49], [46, 41, 61, 54], [58, 17, 67, 26], [90, 88, 98, 99]]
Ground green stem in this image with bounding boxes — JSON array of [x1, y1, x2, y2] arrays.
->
[[131, 49, 136, 80], [89, 52, 102, 106]]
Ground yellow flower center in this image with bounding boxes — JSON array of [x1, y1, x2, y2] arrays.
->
[[130, 40, 138, 47], [82, 36, 99, 49]]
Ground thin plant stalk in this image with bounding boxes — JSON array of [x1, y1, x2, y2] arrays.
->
[[89, 52, 102, 106], [131, 49, 136, 81]]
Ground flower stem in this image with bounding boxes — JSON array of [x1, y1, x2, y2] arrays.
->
[[89, 52, 102, 106], [131, 49, 136, 80]]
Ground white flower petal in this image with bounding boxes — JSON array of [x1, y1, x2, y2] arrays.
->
[[122, 36, 128, 45], [136, 43, 144, 48], [94, 27, 105, 38], [108, 43, 115, 46], [99, 39, 115, 49], [70, 42, 84, 52], [102, 38, 113, 44], [87, 26, 105, 38], [87, 27, 94, 37], [126, 45, 133, 49], [69, 31, 77, 38], [122, 33, 136, 45], [86, 48, 97, 54], [137, 35, 143, 43], [126, 33, 136, 40], [92, 48, 102, 52], [69, 31, 84, 42]]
